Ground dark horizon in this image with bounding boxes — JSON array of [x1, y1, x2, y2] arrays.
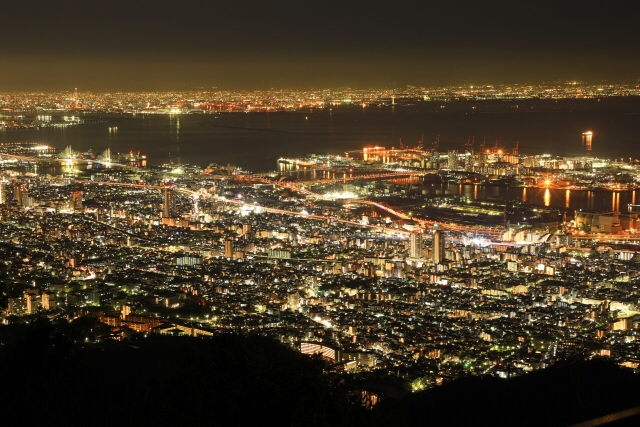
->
[[3, 0, 639, 92]]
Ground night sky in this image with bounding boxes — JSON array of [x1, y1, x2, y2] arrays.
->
[[3, 0, 639, 91]]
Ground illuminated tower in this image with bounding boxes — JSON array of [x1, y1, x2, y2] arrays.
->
[[582, 131, 593, 151], [433, 230, 445, 264], [224, 238, 234, 258], [410, 232, 423, 258], [70, 190, 83, 212], [163, 188, 177, 218]]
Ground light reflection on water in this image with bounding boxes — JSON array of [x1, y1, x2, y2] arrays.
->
[[423, 182, 638, 212], [277, 167, 638, 212], [544, 189, 550, 207], [279, 168, 638, 212]]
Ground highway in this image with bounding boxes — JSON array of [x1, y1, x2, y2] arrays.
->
[[79, 213, 164, 244], [74, 179, 413, 236], [82, 179, 631, 243], [72, 172, 633, 242], [572, 234, 640, 243], [74, 179, 507, 239], [270, 180, 504, 237]]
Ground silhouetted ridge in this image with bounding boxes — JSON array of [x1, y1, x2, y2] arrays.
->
[[1, 321, 639, 427], [372, 359, 640, 427]]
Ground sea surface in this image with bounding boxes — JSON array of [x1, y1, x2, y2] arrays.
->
[[429, 182, 637, 214], [2, 97, 640, 211]]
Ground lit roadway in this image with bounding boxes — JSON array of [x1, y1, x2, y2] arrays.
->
[[74, 180, 413, 236], [200, 187, 502, 238], [350, 200, 504, 238], [79, 213, 163, 244], [233, 171, 421, 190], [73, 180, 640, 243], [571, 234, 640, 243], [272, 181, 504, 238], [214, 197, 414, 236], [297, 171, 420, 185], [74, 179, 506, 245], [76, 180, 163, 189]]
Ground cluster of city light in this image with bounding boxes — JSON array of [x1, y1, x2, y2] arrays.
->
[[4, 129, 640, 402], [323, 191, 358, 200], [1, 82, 639, 114]]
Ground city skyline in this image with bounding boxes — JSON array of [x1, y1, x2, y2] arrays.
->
[[2, 2, 640, 424]]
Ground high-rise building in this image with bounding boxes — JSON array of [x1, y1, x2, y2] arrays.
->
[[433, 230, 445, 264], [448, 151, 457, 169], [163, 188, 178, 218], [0, 181, 7, 204], [70, 190, 83, 212], [42, 292, 57, 310], [242, 224, 252, 235], [25, 293, 38, 314], [224, 238, 234, 258], [7, 296, 26, 315], [409, 232, 423, 258], [12, 183, 29, 207], [12, 183, 21, 205]]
